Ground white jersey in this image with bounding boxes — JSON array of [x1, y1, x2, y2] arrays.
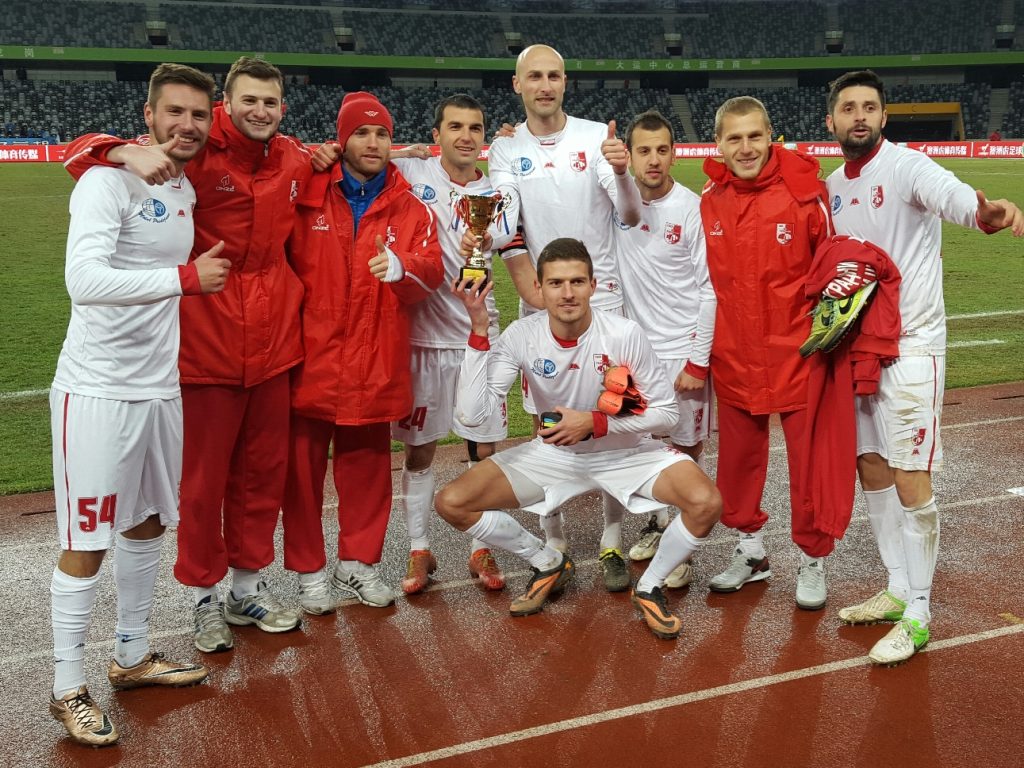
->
[[615, 182, 715, 363], [457, 309, 679, 455], [826, 140, 983, 355], [394, 156, 507, 347], [53, 166, 196, 400], [487, 115, 636, 313]]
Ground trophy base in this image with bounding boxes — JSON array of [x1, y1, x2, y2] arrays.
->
[[460, 265, 490, 286]]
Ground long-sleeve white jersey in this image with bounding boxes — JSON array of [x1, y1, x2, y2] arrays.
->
[[457, 309, 679, 454], [393, 156, 508, 347], [615, 182, 716, 363], [826, 140, 985, 355], [486, 115, 640, 313], [53, 165, 196, 400]]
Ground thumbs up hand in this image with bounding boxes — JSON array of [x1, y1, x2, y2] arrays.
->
[[601, 119, 629, 175]]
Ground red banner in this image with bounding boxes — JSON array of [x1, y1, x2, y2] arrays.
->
[[2, 141, 1021, 163]]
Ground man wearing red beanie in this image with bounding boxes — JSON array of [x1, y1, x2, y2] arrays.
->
[[282, 92, 444, 609]]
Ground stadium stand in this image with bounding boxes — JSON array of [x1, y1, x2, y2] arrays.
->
[[341, 10, 503, 58], [0, 79, 147, 142], [1002, 79, 1024, 137], [686, 83, 993, 142], [510, 15, 655, 59], [0, 0, 149, 48], [162, 4, 336, 53], [684, 2, 825, 59], [838, 0, 1000, 55]]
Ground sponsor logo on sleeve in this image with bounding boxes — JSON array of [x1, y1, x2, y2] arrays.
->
[[290, 180, 299, 202], [832, 194, 843, 214]]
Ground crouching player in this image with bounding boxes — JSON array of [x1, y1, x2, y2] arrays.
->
[[434, 238, 721, 638], [47, 63, 230, 746]]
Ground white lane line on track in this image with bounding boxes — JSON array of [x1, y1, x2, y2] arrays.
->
[[352, 623, 1024, 768]]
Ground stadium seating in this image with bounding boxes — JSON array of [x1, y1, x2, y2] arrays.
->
[[341, 11, 504, 58], [838, 0, 1000, 55], [684, 2, 825, 59], [1002, 79, 1024, 137], [686, 83, 993, 142], [0, 79, 147, 141], [161, 4, 336, 53], [0, 0, 148, 48], [510, 15, 655, 59]]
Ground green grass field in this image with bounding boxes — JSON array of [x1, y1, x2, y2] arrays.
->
[[1, 158, 1021, 494]]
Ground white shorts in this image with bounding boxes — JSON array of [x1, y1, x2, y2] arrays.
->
[[489, 437, 692, 516], [856, 354, 945, 472], [658, 358, 712, 447], [392, 347, 508, 446], [51, 389, 182, 551]]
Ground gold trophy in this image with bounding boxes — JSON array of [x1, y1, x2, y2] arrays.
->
[[455, 192, 507, 285]]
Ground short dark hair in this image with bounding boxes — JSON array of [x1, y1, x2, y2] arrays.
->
[[536, 238, 593, 281], [828, 70, 886, 114], [147, 63, 216, 109], [625, 109, 674, 150], [224, 56, 284, 98], [432, 93, 486, 132]]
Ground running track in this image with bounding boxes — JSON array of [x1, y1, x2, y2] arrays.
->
[[2, 383, 1022, 767]]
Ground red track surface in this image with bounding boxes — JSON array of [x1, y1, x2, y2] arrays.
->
[[3, 383, 1022, 768]]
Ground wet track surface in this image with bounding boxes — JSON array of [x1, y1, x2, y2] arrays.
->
[[2, 383, 1022, 767]]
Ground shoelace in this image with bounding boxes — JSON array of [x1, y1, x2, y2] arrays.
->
[[302, 579, 330, 598], [475, 551, 498, 571], [66, 691, 101, 728], [196, 601, 225, 631]]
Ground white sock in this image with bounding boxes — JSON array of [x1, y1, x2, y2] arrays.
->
[[637, 516, 706, 592], [653, 508, 671, 529], [51, 566, 100, 698], [600, 493, 626, 551], [230, 568, 261, 600], [736, 530, 765, 558], [864, 485, 910, 600], [799, 550, 822, 567], [541, 510, 567, 552], [901, 497, 939, 624], [466, 510, 561, 571], [194, 585, 219, 606], [465, 462, 489, 554], [113, 532, 163, 669], [402, 466, 434, 551], [341, 559, 373, 572]]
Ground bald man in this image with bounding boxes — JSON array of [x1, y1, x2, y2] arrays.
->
[[475, 44, 659, 592]]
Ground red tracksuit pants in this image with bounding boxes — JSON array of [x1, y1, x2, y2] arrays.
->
[[282, 415, 392, 573], [715, 401, 834, 558], [174, 372, 290, 588]]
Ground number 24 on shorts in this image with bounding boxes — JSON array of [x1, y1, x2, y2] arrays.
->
[[78, 494, 117, 532]]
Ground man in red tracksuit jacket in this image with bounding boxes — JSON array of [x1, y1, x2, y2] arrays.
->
[[699, 96, 834, 610], [63, 57, 310, 653], [282, 92, 443, 611]]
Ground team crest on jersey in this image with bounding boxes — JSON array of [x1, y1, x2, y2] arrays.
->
[[832, 194, 843, 214], [871, 185, 884, 209], [664, 223, 682, 244], [139, 198, 168, 223], [312, 214, 330, 232], [290, 180, 299, 202], [532, 358, 557, 378], [694, 407, 704, 429], [216, 174, 235, 192], [776, 223, 793, 245], [512, 157, 534, 176], [911, 427, 927, 446], [385, 225, 398, 247], [593, 354, 612, 374], [569, 151, 587, 172], [412, 183, 437, 203]]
